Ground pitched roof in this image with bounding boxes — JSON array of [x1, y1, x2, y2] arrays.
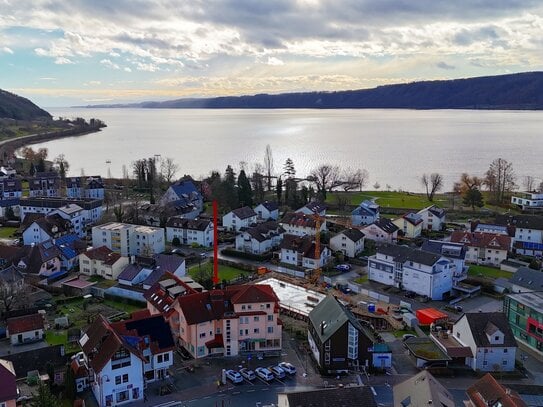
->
[[144, 272, 201, 317], [298, 201, 327, 214], [231, 206, 257, 220], [81, 246, 123, 265], [377, 243, 442, 267], [338, 228, 365, 242], [7, 313, 44, 334], [280, 234, 327, 257], [0, 265, 24, 284], [280, 386, 377, 407], [18, 240, 62, 274], [459, 312, 517, 348], [23, 213, 72, 237], [450, 231, 511, 251], [495, 214, 543, 231], [0, 359, 17, 402], [281, 212, 319, 228], [421, 239, 466, 260], [169, 180, 198, 198], [240, 221, 284, 243], [365, 218, 399, 234], [509, 267, 543, 291], [308, 295, 368, 344], [466, 373, 527, 407], [393, 371, 455, 407], [166, 217, 211, 231], [0, 244, 24, 266], [2, 344, 68, 378], [229, 284, 279, 304], [54, 234, 87, 260], [418, 205, 446, 218], [256, 201, 278, 212], [402, 212, 423, 226]]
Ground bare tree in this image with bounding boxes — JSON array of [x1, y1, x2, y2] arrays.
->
[[523, 175, 536, 192], [160, 157, 179, 184], [342, 168, 369, 191], [0, 279, 24, 314], [421, 173, 444, 202], [53, 154, 70, 180], [484, 158, 516, 204], [264, 144, 274, 191], [309, 164, 340, 200]]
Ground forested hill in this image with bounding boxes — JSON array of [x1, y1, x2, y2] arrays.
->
[[0, 89, 51, 120], [90, 71, 543, 110]]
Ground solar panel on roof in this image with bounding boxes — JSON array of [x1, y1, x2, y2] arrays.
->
[[43, 241, 54, 249]]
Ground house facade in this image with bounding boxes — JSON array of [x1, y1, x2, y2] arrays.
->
[[66, 176, 105, 199], [329, 228, 365, 258], [362, 218, 399, 243], [450, 231, 511, 266], [51, 204, 86, 238], [21, 214, 72, 245], [20, 197, 103, 225], [511, 192, 543, 211], [280, 234, 331, 270], [421, 239, 467, 285], [495, 214, 543, 258], [295, 201, 326, 216], [6, 313, 45, 345], [79, 246, 129, 280], [165, 217, 213, 247], [146, 282, 282, 359], [308, 296, 376, 373], [452, 312, 517, 372], [392, 213, 423, 238], [368, 244, 453, 300], [235, 221, 285, 254], [0, 179, 22, 199], [222, 206, 257, 232], [254, 201, 279, 221], [92, 222, 165, 257], [351, 200, 379, 226], [28, 172, 60, 197], [417, 205, 446, 230], [280, 212, 327, 237]]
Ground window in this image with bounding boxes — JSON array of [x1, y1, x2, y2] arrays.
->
[[502, 360, 508, 365], [267, 315, 273, 321], [115, 375, 121, 385], [504, 349, 508, 353], [254, 316, 259, 322], [122, 374, 129, 383], [267, 327, 273, 333], [483, 360, 488, 366], [239, 330, 243, 336], [164, 353, 169, 362], [157, 354, 163, 363], [495, 336, 499, 341], [116, 391, 129, 403], [254, 328, 260, 334]]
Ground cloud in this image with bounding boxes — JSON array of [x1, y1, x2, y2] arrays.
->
[[124, 66, 132, 72], [266, 57, 284, 66], [39, 77, 57, 81], [436, 61, 455, 70], [100, 58, 120, 69], [1, 46, 13, 54], [54, 57, 74, 64]]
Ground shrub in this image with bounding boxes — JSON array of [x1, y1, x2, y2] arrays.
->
[[172, 237, 181, 247]]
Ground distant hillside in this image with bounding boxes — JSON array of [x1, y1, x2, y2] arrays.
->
[[87, 71, 543, 110], [0, 89, 51, 120]]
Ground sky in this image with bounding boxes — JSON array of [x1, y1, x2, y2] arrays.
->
[[1, 0, 543, 107]]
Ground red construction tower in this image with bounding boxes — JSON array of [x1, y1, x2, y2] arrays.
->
[[212, 200, 219, 286]]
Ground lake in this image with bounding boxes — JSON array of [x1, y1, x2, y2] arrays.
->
[[35, 108, 543, 192]]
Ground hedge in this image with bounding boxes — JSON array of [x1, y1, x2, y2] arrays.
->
[[221, 248, 272, 262]]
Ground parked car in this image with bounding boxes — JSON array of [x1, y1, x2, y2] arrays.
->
[[255, 367, 274, 382], [268, 365, 286, 379], [240, 368, 256, 381], [454, 305, 463, 312], [335, 264, 352, 272], [278, 362, 296, 375], [225, 370, 243, 384], [404, 291, 416, 299]]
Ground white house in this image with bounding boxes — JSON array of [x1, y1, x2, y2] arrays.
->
[[254, 201, 279, 221], [280, 212, 327, 237], [117, 254, 185, 290], [79, 312, 175, 405], [222, 206, 257, 232], [28, 172, 60, 197], [51, 203, 86, 238], [235, 221, 285, 254], [417, 205, 446, 231], [368, 244, 454, 300], [66, 176, 105, 199], [296, 201, 326, 216], [392, 212, 424, 238], [165, 217, 213, 247], [451, 312, 517, 372], [19, 197, 103, 225], [511, 191, 543, 211], [6, 313, 45, 345], [330, 229, 365, 258], [495, 214, 543, 258], [450, 231, 511, 266], [79, 246, 129, 280], [92, 222, 165, 257], [0, 179, 22, 199], [21, 214, 72, 245], [421, 239, 467, 285], [362, 218, 399, 243], [158, 180, 203, 212], [351, 200, 379, 226], [279, 234, 331, 269]]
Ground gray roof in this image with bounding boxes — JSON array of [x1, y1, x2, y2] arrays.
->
[[421, 239, 466, 260], [231, 206, 257, 220], [370, 218, 399, 234], [241, 221, 284, 243], [256, 201, 278, 212], [377, 243, 442, 267], [166, 217, 211, 231], [281, 386, 377, 407], [509, 267, 543, 291], [339, 228, 365, 242], [393, 371, 455, 407], [460, 312, 517, 348], [495, 214, 543, 231], [308, 295, 367, 344]]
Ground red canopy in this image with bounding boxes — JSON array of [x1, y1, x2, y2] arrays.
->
[[416, 308, 448, 325]]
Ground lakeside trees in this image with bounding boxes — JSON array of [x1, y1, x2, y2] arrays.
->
[[421, 173, 444, 202], [455, 173, 484, 210], [484, 158, 516, 204]]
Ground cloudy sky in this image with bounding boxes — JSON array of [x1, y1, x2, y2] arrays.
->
[[1, 0, 542, 106]]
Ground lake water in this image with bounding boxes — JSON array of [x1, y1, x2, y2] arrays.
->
[[34, 108, 543, 192]]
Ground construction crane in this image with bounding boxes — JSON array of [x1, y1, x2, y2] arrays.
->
[[309, 211, 322, 285]]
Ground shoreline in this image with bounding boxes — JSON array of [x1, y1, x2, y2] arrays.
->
[[0, 125, 105, 165]]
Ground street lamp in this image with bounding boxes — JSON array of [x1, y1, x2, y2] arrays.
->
[[98, 374, 110, 407]]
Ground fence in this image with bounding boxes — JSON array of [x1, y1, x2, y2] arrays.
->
[[347, 281, 392, 304]]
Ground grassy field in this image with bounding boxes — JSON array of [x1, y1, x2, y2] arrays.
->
[[0, 226, 17, 238], [45, 330, 79, 353], [326, 190, 447, 209], [467, 264, 514, 279], [188, 263, 251, 281], [354, 275, 369, 284], [103, 299, 145, 314]]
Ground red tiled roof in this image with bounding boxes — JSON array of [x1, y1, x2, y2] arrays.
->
[[450, 231, 511, 251], [466, 374, 527, 407], [70, 359, 88, 379], [281, 212, 318, 228], [81, 246, 123, 265], [7, 313, 44, 334], [229, 284, 279, 304]]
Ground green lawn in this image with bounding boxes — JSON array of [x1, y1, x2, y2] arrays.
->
[[326, 190, 446, 209], [354, 275, 369, 284], [467, 264, 513, 279], [393, 329, 417, 338], [103, 299, 145, 314], [45, 330, 79, 353], [0, 226, 17, 238], [188, 263, 251, 281]]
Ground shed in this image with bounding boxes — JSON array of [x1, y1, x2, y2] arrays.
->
[[416, 308, 448, 326]]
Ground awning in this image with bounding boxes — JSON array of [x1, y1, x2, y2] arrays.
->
[[205, 334, 224, 349]]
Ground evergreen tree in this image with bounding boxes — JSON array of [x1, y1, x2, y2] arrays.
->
[[64, 365, 76, 402], [285, 178, 298, 208], [276, 176, 283, 205], [300, 185, 309, 205], [237, 169, 253, 206], [283, 158, 296, 178], [30, 382, 59, 407], [251, 170, 265, 203], [222, 165, 239, 210], [29, 162, 36, 176], [462, 188, 484, 210], [36, 157, 46, 173]]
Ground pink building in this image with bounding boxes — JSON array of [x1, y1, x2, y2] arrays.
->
[[146, 279, 282, 358]]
